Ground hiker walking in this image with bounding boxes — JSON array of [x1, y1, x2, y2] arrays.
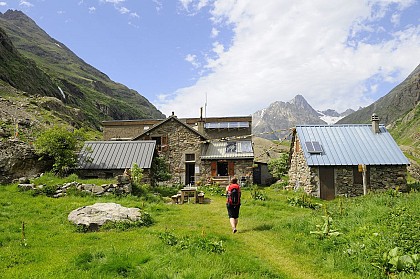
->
[[226, 177, 241, 233]]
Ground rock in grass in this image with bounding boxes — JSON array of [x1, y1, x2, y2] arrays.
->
[[68, 202, 141, 231]]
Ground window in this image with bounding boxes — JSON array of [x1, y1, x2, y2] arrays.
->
[[185, 153, 195, 162], [226, 142, 237, 153], [239, 141, 252, 152], [152, 136, 168, 151], [205, 122, 249, 129]]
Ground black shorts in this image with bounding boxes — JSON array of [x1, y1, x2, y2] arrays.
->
[[227, 204, 241, 219]]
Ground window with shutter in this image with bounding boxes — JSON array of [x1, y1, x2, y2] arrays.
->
[[161, 135, 168, 151]]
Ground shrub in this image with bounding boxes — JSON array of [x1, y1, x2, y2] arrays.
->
[[34, 126, 84, 176], [267, 153, 289, 180]]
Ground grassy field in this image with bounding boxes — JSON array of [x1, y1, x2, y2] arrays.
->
[[0, 182, 419, 279]]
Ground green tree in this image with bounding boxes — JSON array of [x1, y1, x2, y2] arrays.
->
[[34, 126, 83, 176], [131, 163, 144, 185], [151, 156, 172, 186], [267, 153, 289, 180]]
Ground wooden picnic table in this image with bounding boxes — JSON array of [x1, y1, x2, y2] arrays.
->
[[180, 187, 197, 204]]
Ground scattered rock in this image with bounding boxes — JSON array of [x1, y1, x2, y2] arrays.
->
[[18, 183, 35, 191], [68, 202, 141, 231]]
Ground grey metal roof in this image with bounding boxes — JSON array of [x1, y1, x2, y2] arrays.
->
[[296, 125, 410, 166], [77, 141, 156, 169], [201, 140, 254, 160]]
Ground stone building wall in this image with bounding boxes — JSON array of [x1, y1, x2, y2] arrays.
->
[[102, 120, 161, 140], [289, 139, 408, 199], [288, 138, 314, 193], [201, 159, 254, 184], [369, 165, 407, 191], [137, 118, 203, 185], [77, 169, 151, 184], [335, 166, 363, 197]]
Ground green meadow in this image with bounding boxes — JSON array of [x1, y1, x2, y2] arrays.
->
[[0, 180, 419, 279]]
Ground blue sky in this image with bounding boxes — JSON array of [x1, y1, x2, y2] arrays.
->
[[0, 0, 419, 118]]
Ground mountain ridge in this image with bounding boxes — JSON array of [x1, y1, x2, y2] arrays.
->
[[0, 9, 165, 130]]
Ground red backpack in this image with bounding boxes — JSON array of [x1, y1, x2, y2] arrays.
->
[[227, 184, 241, 206]]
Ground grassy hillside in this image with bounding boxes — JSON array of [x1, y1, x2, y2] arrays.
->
[[0, 10, 165, 131], [1, 180, 419, 279]]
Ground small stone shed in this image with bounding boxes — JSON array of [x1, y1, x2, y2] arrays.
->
[[288, 116, 410, 200], [77, 140, 156, 182]]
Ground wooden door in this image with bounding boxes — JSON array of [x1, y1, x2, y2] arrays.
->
[[228, 161, 235, 176], [319, 167, 335, 200], [210, 162, 217, 177]]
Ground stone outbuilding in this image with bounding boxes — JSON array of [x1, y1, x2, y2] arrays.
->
[[76, 140, 156, 182], [288, 115, 410, 200]]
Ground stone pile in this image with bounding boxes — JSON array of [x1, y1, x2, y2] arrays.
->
[[18, 175, 132, 198]]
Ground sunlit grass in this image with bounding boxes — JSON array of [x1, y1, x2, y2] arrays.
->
[[0, 181, 419, 278]]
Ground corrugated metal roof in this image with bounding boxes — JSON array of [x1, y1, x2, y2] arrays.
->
[[77, 141, 156, 169], [296, 125, 410, 166], [201, 141, 254, 159]]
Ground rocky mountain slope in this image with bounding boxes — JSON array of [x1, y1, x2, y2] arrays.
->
[[338, 63, 420, 125], [252, 95, 352, 140], [0, 10, 165, 130]]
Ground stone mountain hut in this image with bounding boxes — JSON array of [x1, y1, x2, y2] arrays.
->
[[288, 114, 410, 200]]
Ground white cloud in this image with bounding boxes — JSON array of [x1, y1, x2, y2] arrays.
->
[[19, 0, 33, 8], [101, 0, 125, 4], [153, 0, 163, 12], [118, 6, 129, 14], [179, 0, 209, 14], [88, 6, 96, 13], [157, 0, 420, 117], [0, 2, 7, 7], [185, 54, 200, 68], [210, 27, 219, 38]]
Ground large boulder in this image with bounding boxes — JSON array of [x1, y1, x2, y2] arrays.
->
[[0, 139, 52, 184], [68, 202, 141, 231]]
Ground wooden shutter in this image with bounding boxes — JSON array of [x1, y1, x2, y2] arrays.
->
[[228, 161, 235, 176], [161, 135, 168, 151], [211, 162, 217, 177]]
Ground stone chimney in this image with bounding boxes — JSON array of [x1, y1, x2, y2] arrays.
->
[[197, 107, 205, 134], [371, 113, 380, 133]]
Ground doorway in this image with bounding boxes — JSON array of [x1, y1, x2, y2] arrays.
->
[[217, 162, 228, 176], [319, 167, 335, 200], [185, 162, 195, 185]]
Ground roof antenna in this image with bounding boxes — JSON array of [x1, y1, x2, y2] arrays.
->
[[204, 92, 207, 120]]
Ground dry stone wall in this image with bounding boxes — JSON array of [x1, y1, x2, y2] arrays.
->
[[288, 139, 408, 199], [137, 118, 203, 185]]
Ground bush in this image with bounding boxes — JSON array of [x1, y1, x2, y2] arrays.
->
[[268, 153, 289, 180], [34, 126, 84, 176]]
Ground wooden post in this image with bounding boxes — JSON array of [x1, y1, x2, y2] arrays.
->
[[358, 164, 367, 195], [362, 165, 367, 195]]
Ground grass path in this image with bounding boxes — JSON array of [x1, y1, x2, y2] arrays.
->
[[159, 194, 360, 279]]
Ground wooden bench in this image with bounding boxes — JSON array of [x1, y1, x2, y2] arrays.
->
[[171, 194, 181, 204]]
